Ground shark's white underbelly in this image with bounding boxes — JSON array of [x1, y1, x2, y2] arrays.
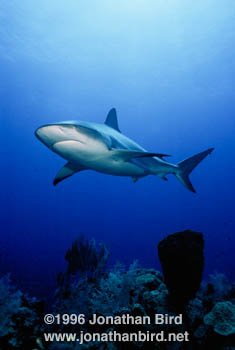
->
[[52, 140, 146, 176]]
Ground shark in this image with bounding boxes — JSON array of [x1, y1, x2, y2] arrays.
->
[[35, 108, 214, 192]]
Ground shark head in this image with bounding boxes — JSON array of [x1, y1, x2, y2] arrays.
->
[[35, 123, 85, 149], [35, 124, 59, 148], [35, 109, 121, 149]]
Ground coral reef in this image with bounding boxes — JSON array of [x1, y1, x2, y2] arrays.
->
[[203, 301, 235, 336], [0, 234, 234, 350], [0, 275, 45, 350], [52, 266, 234, 350], [0, 275, 22, 338], [65, 235, 109, 280]]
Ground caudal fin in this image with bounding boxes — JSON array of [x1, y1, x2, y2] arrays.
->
[[176, 148, 214, 193]]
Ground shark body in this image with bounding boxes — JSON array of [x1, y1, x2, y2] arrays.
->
[[35, 108, 214, 192]]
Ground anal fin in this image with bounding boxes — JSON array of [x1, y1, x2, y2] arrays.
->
[[53, 162, 86, 186], [132, 175, 147, 183]]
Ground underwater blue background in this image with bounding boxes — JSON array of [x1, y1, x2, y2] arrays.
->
[[0, 0, 234, 300]]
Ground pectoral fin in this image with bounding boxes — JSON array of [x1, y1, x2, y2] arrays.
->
[[53, 162, 86, 186], [111, 149, 169, 162]]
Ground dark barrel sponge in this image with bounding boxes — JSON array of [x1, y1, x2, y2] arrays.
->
[[158, 230, 204, 309]]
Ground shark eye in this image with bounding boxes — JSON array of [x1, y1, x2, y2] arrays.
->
[[58, 126, 66, 132]]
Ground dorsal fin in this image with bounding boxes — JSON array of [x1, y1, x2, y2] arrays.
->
[[104, 108, 121, 132]]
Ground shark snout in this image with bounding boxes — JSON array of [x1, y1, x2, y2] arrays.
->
[[35, 124, 76, 148], [35, 125, 61, 148]]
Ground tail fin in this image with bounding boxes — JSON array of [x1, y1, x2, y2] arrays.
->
[[176, 148, 214, 193]]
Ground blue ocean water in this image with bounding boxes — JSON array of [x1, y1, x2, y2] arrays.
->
[[0, 0, 234, 300]]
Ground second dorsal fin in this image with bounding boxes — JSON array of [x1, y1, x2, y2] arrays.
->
[[104, 108, 121, 132]]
